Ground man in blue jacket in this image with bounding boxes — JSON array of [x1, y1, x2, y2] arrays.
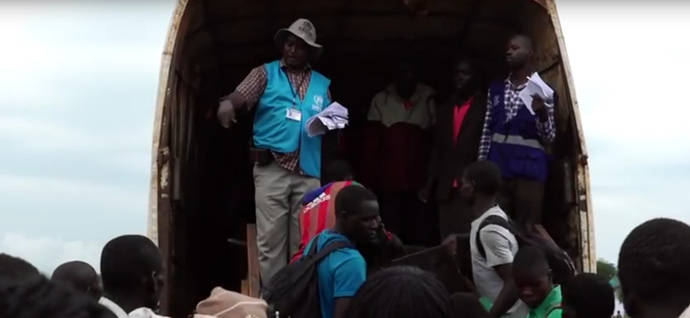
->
[[478, 34, 556, 231], [217, 18, 331, 285]]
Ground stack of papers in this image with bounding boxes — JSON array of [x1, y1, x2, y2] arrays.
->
[[518, 72, 555, 115], [306, 102, 349, 137]]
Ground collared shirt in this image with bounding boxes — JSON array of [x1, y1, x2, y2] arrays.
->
[[681, 305, 690, 318], [99, 297, 128, 318], [367, 83, 436, 129], [234, 60, 332, 172], [129, 307, 170, 318], [527, 285, 563, 318], [478, 75, 556, 160]]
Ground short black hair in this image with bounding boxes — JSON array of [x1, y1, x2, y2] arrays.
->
[[346, 266, 451, 318], [51, 261, 100, 299], [100, 235, 162, 293], [513, 245, 550, 275], [323, 159, 353, 184], [618, 218, 690, 309], [463, 161, 502, 195], [510, 33, 535, 52], [0, 275, 112, 318], [335, 184, 377, 216], [449, 293, 489, 318], [0, 254, 40, 284], [563, 273, 614, 318]]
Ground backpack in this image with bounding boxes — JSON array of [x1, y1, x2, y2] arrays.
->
[[263, 237, 352, 318], [475, 215, 577, 284]]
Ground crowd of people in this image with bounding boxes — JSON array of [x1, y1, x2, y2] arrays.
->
[[1, 165, 689, 318], [1, 18, 689, 318]]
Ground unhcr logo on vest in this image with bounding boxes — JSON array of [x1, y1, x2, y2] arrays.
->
[[312, 95, 324, 112]]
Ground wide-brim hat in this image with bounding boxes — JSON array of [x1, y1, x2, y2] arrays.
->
[[274, 18, 323, 58]]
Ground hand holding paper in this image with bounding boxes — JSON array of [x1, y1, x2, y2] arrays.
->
[[518, 72, 554, 115], [306, 102, 349, 137]]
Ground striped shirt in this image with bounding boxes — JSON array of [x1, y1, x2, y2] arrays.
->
[[478, 76, 556, 160]]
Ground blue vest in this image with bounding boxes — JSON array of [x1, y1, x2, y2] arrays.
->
[[253, 61, 331, 178], [486, 80, 548, 182]]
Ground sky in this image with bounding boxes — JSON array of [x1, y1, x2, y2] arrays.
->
[[0, 1, 689, 275]]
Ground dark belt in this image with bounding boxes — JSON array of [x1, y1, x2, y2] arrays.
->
[[250, 147, 273, 166]]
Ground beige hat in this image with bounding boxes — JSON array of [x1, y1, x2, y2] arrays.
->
[[193, 287, 267, 318], [274, 18, 323, 55]]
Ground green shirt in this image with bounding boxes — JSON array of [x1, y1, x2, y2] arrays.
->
[[527, 285, 562, 318]]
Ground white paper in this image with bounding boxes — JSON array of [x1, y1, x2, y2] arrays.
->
[[306, 102, 349, 137], [518, 72, 555, 115]]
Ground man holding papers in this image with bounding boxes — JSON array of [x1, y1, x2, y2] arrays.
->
[[478, 34, 556, 231], [216, 19, 336, 285]]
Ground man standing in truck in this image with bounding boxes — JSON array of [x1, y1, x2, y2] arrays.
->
[[478, 34, 556, 230], [217, 18, 332, 285]]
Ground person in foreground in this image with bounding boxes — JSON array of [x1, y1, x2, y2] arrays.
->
[[346, 266, 451, 318], [52, 260, 103, 300], [561, 273, 614, 318], [0, 275, 113, 318], [618, 218, 690, 318], [303, 184, 381, 318], [513, 246, 562, 318], [99, 235, 168, 318], [451, 160, 527, 318]]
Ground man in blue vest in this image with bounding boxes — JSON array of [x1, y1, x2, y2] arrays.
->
[[478, 34, 556, 231], [217, 19, 331, 285]]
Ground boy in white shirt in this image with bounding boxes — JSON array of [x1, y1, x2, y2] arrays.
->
[[445, 161, 527, 318]]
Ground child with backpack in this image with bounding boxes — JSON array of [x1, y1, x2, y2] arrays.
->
[[512, 246, 562, 318]]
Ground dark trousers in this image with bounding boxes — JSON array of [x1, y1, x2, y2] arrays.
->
[[438, 190, 474, 280], [438, 191, 474, 239], [498, 178, 545, 229], [380, 191, 437, 246]]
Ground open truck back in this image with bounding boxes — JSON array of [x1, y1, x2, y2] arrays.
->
[[148, 0, 594, 316]]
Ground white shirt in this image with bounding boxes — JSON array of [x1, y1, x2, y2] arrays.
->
[[98, 298, 169, 318], [367, 83, 436, 129], [469, 205, 528, 318], [129, 307, 169, 318], [99, 297, 128, 318], [680, 304, 690, 318]]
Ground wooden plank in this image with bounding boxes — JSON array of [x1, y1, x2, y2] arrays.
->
[[246, 224, 260, 298]]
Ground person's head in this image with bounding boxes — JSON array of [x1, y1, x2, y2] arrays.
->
[[449, 293, 489, 318], [100, 235, 163, 311], [274, 18, 322, 69], [452, 56, 478, 94], [0, 275, 113, 318], [513, 246, 553, 308], [461, 161, 502, 205], [618, 218, 690, 317], [562, 273, 615, 318], [334, 185, 381, 244], [505, 34, 534, 70], [0, 254, 40, 285], [394, 60, 419, 99], [347, 266, 451, 318], [51, 261, 102, 301], [323, 159, 354, 184]]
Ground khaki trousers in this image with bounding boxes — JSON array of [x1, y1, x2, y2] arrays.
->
[[253, 161, 320, 285]]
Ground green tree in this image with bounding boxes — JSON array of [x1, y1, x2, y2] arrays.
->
[[597, 259, 617, 281]]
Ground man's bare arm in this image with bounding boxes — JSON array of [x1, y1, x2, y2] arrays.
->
[[333, 297, 352, 318], [488, 263, 520, 318]]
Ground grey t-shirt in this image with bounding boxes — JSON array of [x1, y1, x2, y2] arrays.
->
[[470, 206, 529, 318]]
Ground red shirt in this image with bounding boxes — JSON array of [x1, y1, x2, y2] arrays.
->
[[451, 97, 473, 187]]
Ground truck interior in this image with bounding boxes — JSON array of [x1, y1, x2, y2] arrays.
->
[[152, 0, 590, 316]]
